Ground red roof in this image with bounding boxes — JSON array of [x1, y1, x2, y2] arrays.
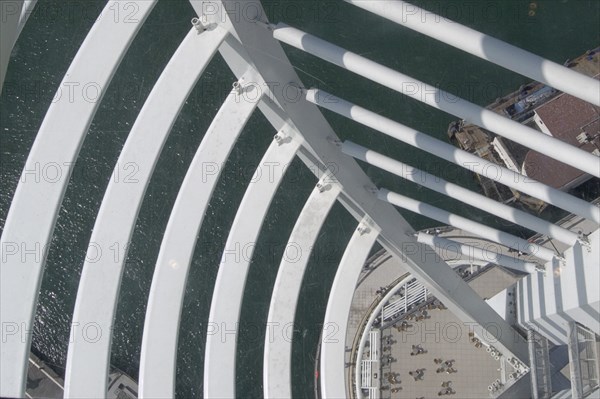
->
[[524, 93, 599, 189]]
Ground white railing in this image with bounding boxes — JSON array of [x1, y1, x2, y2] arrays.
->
[[382, 279, 429, 321]]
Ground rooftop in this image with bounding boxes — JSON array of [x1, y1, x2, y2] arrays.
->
[[524, 90, 600, 189]]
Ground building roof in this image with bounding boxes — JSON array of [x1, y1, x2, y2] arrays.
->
[[524, 92, 599, 189]]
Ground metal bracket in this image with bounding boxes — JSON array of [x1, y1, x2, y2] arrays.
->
[[316, 182, 331, 193], [255, 20, 276, 31], [232, 78, 245, 95], [326, 135, 342, 148], [274, 131, 292, 146], [191, 17, 207, 34], [364, 185, 378, 195], [534, 264, 547, 274], [577, 231, 592, 252], [357, 224, 371, 236]]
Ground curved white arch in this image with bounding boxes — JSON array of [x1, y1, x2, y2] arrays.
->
[[320, 219, 378, 399], [16, 0, 37, 38], [204, 133, 301, 398], [64, 26, 228, 398], [0, 0, 23, 92], [138, 74, 259, 398], [0, 2, 155, 396], [263, 179, 341, 399], [223, 0, 530, 368]]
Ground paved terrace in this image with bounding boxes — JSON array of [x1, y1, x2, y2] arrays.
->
[[346, 250, 510, 399], [345, 206, 600, 398], [382, 304, 500, 398]]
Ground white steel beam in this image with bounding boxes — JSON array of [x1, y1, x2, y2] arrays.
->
[[203, 133, 301, 398], [272, 23, 600, 178], [306, 88, 600, 224], [0, 0, 23, 92], [0, 3, 155, 397], [264, 178, 341, 399], [344, 0, 600, 107], [138, 75, 258, 397], [379, 189, 556, 262], [65, 26, 227, 399], [417, 232, 540, 274], [211, 0, 530, 373], [343, 141, 580, 246], [16, 0, 37, 38], [321, 219, 378, 399]]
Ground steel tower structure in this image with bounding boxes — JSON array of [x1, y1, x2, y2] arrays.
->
[[1, 1, 599, 398]]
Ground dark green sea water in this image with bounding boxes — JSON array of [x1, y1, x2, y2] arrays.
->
[[1, 1, 599, 398]]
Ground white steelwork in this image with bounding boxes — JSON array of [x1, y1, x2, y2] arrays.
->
[[204, 134, 301, 398], [360, 330, 381, 399], [567, 322, 600, 398], [321, 219, 378, 399], [65, 26, 229, 398], [359, 330, 382, 399], [272, 23, 600, 178], [527, 329, 553, 399], [344, 141, 580, 246], [517, 230, 600, 343], [343, 0, 600, 107], [379, 189, 557, 262], [16, 0, 37, 38], [568, 322, 586, 399], [0, 3, 155, 396], [0, 0, 37, 92], [518, 273, 567, 345], [354, 274, 414, 399], [218, 2, 531, 378], [264, 178, 341, 399], [138, 77, 257, 398], [382, 279, 429, 321], [0, 0, 23, 92], [307, 88, 600, 224], [5, 1, 600, 398], [417, 233, 540, 274]]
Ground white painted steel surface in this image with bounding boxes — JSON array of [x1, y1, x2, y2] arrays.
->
[[382, 280, 428, 321], [380, 189, 556, 262], [344, 0, 600, 107], [320, 219, 378, 399], [343, 141, 579, 246], [7, 1, 594, 397], [264, 180, 341, 399], [307, 89, 600, 224], [65, 26, 227, 399], [16, 0, 37, 38], [0, 0, 37, 91], [0, 0, 23, 92], [272, 24, 600, 178], [204, 135, 301, 398], [220, 0, 530, 375], [0, 3, 155, 396], [355, 275, 413, 399], [138, 76, 258, 397], [417, 232, 539, 274]]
